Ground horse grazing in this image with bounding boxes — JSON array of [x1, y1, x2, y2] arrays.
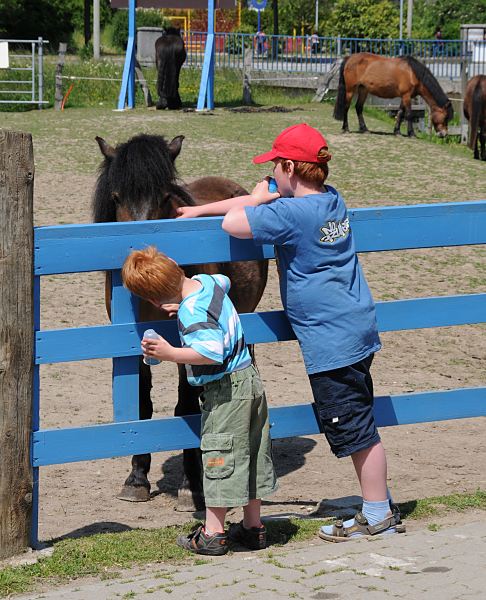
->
[[334, 53, 453, 137], [464, 75, 486, 160], [93, 133, 268, 510], [155, 27, 186, 110]]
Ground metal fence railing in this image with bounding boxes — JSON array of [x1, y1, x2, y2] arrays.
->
[[0, 38, 48, 107], [183, 32, 486, 81]]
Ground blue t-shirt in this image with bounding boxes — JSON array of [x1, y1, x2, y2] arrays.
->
[[245, 185, 381, 374], [177, 274, 251, 386]]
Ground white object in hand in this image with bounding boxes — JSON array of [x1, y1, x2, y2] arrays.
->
[[143, 329, 161, 365]]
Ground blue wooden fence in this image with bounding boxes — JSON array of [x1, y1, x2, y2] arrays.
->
[[31, 200, 486, 544]]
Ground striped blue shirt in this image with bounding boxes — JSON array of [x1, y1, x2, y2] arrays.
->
[[177, 274, 251, 386]]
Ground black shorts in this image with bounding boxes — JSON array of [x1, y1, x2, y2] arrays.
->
[[308, 354, 381, 458]]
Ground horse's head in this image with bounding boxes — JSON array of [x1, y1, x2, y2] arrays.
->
[[431, 101, 454, 138], [163, 27, 182, 38], [93, 133, 194, 223]]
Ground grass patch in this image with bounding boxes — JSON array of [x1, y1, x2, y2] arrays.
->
[[1, 490, 484, 598]]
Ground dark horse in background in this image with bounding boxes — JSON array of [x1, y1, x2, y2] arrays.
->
[[155, 27, 186, 110], [464, 75, 486, 160], [334, 53, 453, 137], [93, 133, 268, 510]]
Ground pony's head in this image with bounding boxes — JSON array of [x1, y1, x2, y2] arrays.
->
[[92, 133, 194, 223], [431, 100, 454, 138]]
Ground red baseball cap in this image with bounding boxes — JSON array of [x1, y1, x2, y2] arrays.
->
[[252, 123, 330, 164]]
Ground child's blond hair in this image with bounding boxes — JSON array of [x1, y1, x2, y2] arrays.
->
[[122, 246, 184, 302]]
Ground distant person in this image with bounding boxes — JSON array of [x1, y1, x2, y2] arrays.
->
[[256, 30, 267, 56], [434, 27, 444, 56], [310, 31, 320, 55], [122, 247, 278, 555]]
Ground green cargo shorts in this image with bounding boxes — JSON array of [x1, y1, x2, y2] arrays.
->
[[200, 364, 278, 508]]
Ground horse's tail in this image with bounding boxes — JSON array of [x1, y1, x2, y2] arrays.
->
[[467, 78, 484, 150], [333, 57, 349, 121], [156, 37, 186, 99]]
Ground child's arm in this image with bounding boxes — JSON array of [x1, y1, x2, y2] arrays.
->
[[142, 335, 218, 365], [222, 179, 279, 238], [176, 178, 279, 219]]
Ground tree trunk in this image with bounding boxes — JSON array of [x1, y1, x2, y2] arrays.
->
[[0, 130, 35, 559]]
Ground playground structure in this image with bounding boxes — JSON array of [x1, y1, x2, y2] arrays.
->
[[1, 131, 485, 559]]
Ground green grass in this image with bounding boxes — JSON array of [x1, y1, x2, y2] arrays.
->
[[1, 490, 484, 598]]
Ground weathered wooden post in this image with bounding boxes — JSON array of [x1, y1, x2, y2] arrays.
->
[[0, 130, 35, 559], [54, 43, 67, 111]]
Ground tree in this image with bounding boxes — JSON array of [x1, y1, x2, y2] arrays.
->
[[327, 0, 399, 39], [413, 0, 486, 39]]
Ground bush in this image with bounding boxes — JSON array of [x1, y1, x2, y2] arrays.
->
[[111, 9, 169, 51]]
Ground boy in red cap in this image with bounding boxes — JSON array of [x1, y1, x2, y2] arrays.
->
[[177, 123, 405, 542]]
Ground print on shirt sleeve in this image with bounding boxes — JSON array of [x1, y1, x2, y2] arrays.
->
[[320, 217, 350, 244]]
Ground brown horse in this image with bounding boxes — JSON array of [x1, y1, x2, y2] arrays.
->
[[334, 53, 453, 137], [464, 75, 486, 160], [93, 133, 268, 510]]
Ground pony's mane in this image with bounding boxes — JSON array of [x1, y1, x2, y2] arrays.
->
[[92, 134, 194, 223], [401, 56, 451, 111]]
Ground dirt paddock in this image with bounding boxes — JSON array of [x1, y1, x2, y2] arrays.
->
[[3, 106, 483, 542]]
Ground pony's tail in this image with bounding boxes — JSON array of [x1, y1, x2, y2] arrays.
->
[[468, 78, 483, 150], [333, 57, 349, 121]]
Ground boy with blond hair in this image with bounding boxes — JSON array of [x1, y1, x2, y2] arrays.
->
[[177, 123, 405, 541], [122, 247, 278, 555]]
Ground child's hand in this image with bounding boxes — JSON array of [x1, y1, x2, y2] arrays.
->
[[141, 334, 175, 362], [159, 303, 179, 318], [251, 178, 280, 204], [175, 206, 201, 219]]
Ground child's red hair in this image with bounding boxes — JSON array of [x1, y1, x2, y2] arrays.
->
[[122, 246, 184, 302]]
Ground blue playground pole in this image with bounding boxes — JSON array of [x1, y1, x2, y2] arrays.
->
[[258, 10, 261, 32], [117, 0, 136, 110], [197, 0, 215, 110]]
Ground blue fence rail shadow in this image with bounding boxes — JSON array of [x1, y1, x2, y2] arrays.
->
[[31, 200, 486, 543]]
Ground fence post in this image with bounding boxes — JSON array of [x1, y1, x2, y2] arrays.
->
[[0, 130, 35, 559], [54, 43, 67, 111], [242, 48, 252, 105]]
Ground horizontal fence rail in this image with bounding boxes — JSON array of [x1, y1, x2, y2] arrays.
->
[[32, 200, 486, 469], [182, 32, 486, 81]]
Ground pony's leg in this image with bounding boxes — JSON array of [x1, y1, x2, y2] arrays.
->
[[355, 86, 369, 133], [342, 90, 353, 133], [403, 98, 415, 137], [175, 364, 205, 512], [393, 104, 405, 135], [117, 359, 153, 501], [479, 124, 485, 160]]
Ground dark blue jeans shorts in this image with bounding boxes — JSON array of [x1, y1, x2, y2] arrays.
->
[[308, 354, 381, 458]]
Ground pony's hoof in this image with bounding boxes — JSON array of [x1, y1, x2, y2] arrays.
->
[[117, 485, 151, 502], [359, 128, 369, 134], [175, 488, 205, 512]]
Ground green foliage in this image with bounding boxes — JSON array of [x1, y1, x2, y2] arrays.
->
[[412, 0, 486, 40], [111, 9, 169, 51], [328, 0, 399, 39], [0, 0, 112, 49]]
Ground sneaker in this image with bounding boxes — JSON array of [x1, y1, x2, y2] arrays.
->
[[176, 525, 228, 556], [228, 521, 266, 550]]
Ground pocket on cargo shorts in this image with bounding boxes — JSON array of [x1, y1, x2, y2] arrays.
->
[[201, 433, 235, 479]]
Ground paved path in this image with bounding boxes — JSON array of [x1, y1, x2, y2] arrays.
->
[[19, 520, 486, 600]]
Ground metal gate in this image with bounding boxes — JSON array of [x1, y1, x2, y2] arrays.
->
[[0, 37, 48, 108]]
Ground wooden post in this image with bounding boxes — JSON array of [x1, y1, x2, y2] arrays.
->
[[242, 48, 252, 105], [0, 130, 35, 559], [54, 43, 67, 111], [134, 59, 154, 108]]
